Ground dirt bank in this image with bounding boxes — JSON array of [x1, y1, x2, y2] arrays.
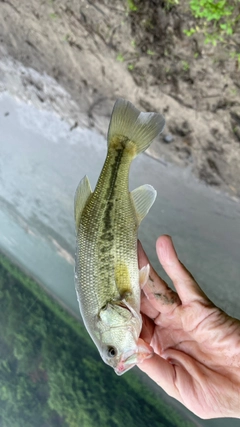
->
[[0, 0, 240, 199]]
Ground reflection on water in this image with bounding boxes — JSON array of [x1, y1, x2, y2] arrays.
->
[[0, 92, 240, 426], [2, 254, 187, 427]]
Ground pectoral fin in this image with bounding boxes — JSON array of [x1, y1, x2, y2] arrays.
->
[[139, 264, 150, 289], [131, 184, 157, 225], [74, 175, 92, 230]]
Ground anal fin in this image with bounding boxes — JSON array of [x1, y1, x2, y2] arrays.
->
[[74, 175, 92, 230]]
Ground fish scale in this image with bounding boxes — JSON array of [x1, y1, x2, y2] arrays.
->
[[77, 146, 136, 316], [74, 98, 165, 374]]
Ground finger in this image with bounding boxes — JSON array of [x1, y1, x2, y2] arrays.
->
[[138, 240, 180, 314], [138, 240, 161, 285], [143, 278, 180, 314], [156, 235, 207, 304], [137, 353, 180, 401], [140, 291, 159, 319], [140, 313, 155, 344]]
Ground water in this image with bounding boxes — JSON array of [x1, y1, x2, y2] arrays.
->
[[1, 91, 240, 426]]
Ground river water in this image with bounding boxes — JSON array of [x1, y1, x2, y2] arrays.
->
[[0, 91, 240, 426]]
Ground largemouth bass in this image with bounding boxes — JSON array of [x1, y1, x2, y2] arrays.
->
[[74, 98, 165, 375]]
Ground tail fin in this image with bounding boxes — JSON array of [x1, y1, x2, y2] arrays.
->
[[107, 98, 165, 155]]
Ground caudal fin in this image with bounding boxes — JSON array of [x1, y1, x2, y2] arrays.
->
[[107, 98, 165, 155]]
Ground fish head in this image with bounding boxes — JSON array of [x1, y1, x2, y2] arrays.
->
[[95, 301, 153, 375]]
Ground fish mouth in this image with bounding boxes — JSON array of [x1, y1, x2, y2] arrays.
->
[[114, 338, 153, 376]]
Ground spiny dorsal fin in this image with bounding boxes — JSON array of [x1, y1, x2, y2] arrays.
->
[[74, 175, 92, 230], [107, 98, 165, 155], [131, 184, 157, 225]]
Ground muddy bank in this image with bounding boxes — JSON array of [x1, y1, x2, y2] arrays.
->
[[0, 0, 240, 198]]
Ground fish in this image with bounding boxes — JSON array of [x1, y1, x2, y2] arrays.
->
[[74, 98, 165, 375]]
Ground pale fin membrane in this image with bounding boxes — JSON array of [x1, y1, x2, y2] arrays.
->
[[74, 175, 92, 230], [131, 184, 157, 225], [107, 98, 165, 155], [139, 264, 150, 289]]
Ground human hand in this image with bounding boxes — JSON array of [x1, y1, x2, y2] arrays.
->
[[138, 235, 240, 419]]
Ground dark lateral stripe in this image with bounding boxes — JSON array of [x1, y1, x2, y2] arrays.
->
[[101, 148, 124, 239]]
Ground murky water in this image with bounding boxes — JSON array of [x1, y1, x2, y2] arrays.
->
[[1, 91, 240, 426]]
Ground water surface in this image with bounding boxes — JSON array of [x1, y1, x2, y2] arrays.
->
[[0, 92, 240, 426]]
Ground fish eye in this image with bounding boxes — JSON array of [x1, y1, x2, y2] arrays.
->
[[107, 346, 117, 358]]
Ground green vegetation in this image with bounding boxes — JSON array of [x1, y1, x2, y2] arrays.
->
[[164, 0, 179, 11], [0, 253, 193, 427], [116, 53, 125, 62], [126, 0, 138, 12], [181, 60, 190, 71], [123, 0, 239, 69], [184, 0, 240, 46], [49, 12, 58, 19], [147, 49, 155, 56]]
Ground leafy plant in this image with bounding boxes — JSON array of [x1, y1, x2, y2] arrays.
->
[[49, 12, 57, 19], [184, 0, 240, 46], [164, 0, 179, 10], [182, 60, 190, 71], [116, 53, 124, 62], [127, 0, 138, 12], [190, 0, 234, 20]]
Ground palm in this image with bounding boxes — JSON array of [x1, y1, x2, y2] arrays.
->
[[138, 236, 240, 419]]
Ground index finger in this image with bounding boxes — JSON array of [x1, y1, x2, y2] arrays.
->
[[156, 235, 208, 304], [138, 240, 180, 316]]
